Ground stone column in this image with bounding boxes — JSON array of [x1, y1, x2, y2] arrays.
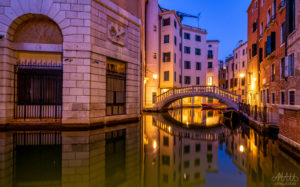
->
[[0, 40, 16, 124]]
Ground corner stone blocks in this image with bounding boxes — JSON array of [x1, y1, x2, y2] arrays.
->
[[0, 0, 141, 124]]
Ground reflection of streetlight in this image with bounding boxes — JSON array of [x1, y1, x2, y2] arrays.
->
[[153, 140, 157, 149], [239, 145, 244, 152], [153, 74, 158, 80]]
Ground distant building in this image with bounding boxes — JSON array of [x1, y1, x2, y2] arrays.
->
[[218, 60, 227, 89], [144, 0, 219, 107], [233, 41, 247, 103]]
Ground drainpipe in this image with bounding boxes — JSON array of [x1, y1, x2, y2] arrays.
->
[[158, 15, 162, 94]]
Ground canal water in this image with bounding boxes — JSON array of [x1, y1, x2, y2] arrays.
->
[[0, 108, 299, 187]]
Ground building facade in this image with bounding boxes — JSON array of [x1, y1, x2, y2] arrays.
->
[[233, 41, 248, 103], [248, 0, 286, 122], [247, 0, 300, 148], [144, 0, 219, 107], [278, 0, 300, 147], [0, 0, 143, 126], [225, 41, 248, 103]]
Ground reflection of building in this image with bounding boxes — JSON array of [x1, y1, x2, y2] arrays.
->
[[144, 114, 221, 187], [0, 0, 143, 125], [168, 107, 221, 127], [144, 0, 219, 107], [0, 122, 141, 187]]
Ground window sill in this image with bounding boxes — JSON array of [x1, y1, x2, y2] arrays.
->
[[278, 104, 300, 111]]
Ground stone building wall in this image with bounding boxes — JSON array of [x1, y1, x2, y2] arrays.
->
[[247, 0, 260, 106], [0, 0, 142, 125]]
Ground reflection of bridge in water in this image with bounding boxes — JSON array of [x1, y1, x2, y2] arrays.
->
[[152, 113, 228, 142]]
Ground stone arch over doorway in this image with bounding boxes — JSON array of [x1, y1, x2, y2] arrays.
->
[[11, 14, 63, 44], [7, 14, 63, 44], [6, 14, 64, 120]]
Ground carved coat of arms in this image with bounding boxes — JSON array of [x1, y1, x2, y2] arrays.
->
[[107, 20, 126, 46]]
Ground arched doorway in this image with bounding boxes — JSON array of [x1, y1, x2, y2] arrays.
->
[[11, 14, 63, 120]]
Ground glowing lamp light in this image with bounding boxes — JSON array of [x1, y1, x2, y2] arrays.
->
[[239, 145, 244, 152], [168, 126, 171, 133], [239, 73, 245, 78], [153, 74, 158, 80], [153, 140, 157, 149]]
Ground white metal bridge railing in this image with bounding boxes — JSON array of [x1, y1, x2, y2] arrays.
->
[[154, 86, 241, 109]]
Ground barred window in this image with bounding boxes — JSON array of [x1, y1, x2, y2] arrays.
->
[[106, 59, 126, 116]]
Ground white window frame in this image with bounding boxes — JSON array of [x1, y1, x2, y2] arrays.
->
[[288, 53, 294, 76]]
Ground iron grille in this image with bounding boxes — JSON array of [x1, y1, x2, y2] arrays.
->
[[14, 64, 63, 119]]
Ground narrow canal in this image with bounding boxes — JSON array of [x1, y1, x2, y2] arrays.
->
[[0, 101, 299, 187]]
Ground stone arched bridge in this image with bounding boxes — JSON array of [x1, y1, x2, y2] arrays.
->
[[150, 86, 241, 111]]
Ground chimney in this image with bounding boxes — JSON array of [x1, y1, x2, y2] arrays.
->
[[239, 40, 243, 46]]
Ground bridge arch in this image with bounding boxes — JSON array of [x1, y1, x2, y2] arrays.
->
[[152, 86, 241, 111]]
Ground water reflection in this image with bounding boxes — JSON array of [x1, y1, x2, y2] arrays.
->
[[0, 123, 141, 187], [168, 108, 222, 127], [0, 112, 299, 187]]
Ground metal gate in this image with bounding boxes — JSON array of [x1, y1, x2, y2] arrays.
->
[[14, 64, 63, 119]]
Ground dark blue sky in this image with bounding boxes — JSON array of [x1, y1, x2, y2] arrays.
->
[[159, 0, 252, 60]]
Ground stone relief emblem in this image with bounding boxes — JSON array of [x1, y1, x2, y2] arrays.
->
[[107, 19, 127, 46]]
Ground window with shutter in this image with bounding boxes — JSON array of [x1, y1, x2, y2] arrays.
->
[[285, 56, 289, 77], [288, 54, 294, 76]]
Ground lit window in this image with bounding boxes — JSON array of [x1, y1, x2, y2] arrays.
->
[[207, 76, 213, 86]]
